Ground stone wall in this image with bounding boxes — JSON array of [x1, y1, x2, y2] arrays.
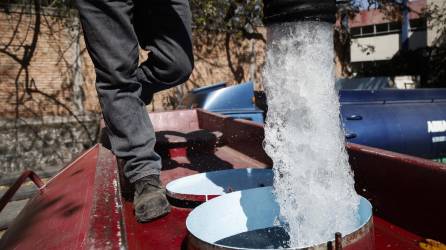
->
[[0, 5, 99, 175], [0, 117, 98, 176]]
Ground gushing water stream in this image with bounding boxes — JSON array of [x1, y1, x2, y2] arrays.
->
[[263, 22, 361, 247]]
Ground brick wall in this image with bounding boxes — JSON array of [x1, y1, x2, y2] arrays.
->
[[150, 30, 266, 111], [0, 4, 266, 174], [0, 5, 266, 115], [0, 5, 97, 117]]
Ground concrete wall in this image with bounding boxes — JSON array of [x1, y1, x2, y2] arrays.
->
[[351, 34, 400, 62], [351, 31, 427, 62]]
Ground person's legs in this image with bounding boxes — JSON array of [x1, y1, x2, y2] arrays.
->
[[75, 0, 162, 183], [133, 0, 194, 97], [76, 0, 193, 222], [75, 0, 170, 222]]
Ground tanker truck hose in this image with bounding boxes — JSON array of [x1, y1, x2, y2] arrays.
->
[[263, 0, 337, 24]]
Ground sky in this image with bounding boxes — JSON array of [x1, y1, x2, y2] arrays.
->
[[353, 0, 409, 10], [354, 0, 371, 9], [352, 0, 386, 10]]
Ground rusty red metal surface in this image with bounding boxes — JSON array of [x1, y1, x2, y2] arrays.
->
[[373, 216, 423, 250], [1, 109, 444, 249], [348, 143, 446, 243], [0, 146, 100, 249], [0, 170, 44, 213], [0, 145, 127, 250], [85, 145, 126, 249], [119, 146, 426, 250], [118, 109, 432, 250]]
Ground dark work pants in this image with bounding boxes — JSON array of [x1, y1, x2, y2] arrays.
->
[[75, 0, 194, 183]]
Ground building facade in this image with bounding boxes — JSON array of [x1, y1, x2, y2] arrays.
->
[[350, 0, 427, 63], [347, 0, 445, 88]]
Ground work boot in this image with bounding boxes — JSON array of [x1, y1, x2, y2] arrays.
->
[[134, 175, 171, 223]]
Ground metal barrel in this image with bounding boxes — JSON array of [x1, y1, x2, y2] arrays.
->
[[186, 187, 375, 250], [187, 219, 374, 250]]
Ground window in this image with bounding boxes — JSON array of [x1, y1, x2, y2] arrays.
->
[[389, 22, 401, 31], [351, 27, 361, 36], [410, 19, 426, 30], [362, 25, 374, 35], [375, 23, 389, 33]]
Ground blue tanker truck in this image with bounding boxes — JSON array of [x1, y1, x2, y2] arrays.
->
[[181, 82, 446, 162]]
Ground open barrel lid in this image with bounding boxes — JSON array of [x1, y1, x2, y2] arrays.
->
[[166, 168, 273, 204]]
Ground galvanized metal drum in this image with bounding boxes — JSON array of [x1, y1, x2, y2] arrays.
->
[[186, 187, 374, 250], [166, 168, 273, 204]]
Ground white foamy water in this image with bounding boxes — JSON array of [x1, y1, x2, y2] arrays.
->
[[263, 22, 361, 247]]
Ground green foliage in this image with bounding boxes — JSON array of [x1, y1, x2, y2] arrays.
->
[[2, 0, 75, 9], [3, 0, 264, 39], [190, 0, 263, 39], [4, 0, 445, 86], [424, 2, 446, 87]]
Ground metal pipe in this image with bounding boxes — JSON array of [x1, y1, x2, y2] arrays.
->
[[0, 170, 44, 213], [335, 232, 343, 250], [263, 0, 337, 24], [401, 0, 410, 50]]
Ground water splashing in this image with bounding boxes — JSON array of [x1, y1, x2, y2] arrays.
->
[[263, 22, 361, 247]]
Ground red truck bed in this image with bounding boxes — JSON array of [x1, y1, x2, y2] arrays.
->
[[1, 109, 445, 249]]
